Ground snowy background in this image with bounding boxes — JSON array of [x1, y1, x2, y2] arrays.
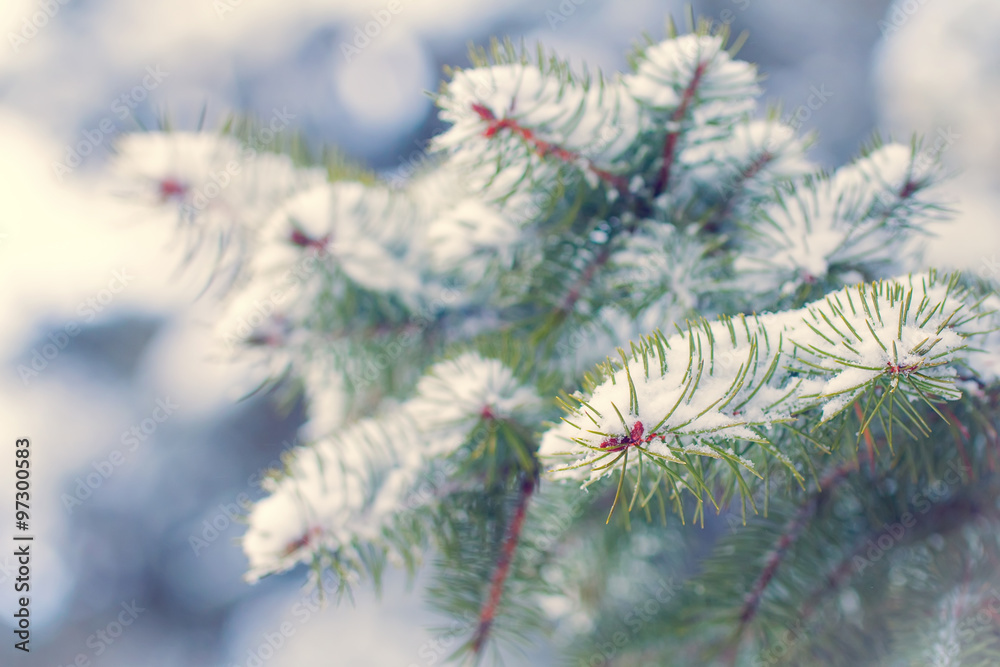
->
[[0, 0, 995, 664]]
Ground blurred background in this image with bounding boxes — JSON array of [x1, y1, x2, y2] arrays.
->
[[0, 0, 996, 664]]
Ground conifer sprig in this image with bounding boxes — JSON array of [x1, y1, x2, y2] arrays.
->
[[102, 14, 1000, 665]]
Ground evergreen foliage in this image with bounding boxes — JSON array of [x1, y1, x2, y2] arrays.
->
[[108, 16, 1000, 666]]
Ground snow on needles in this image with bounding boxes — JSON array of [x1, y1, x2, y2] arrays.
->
[[243, 354, 540, 581], [539, 273, 989, 484], [101, 28, 1000, 596], [408, 166, 523, 282], [679, 119, 815, 196], [243, 412, 422, 583], [624, 34, 761, 111], [736, 143, 945, 293], [406, 352, 540, 456], [110, 132, 324, 278], [433, 61, 642, 201]]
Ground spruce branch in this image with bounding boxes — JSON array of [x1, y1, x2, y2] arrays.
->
[[471, 475, 536, 656], [725, 459, 858, 663], [541, 273, 993, 503], [468, 102, 630, 194], [797, 489, 997, 630], [734, 142, 949, 297], [555, 215, 641, 317], [703, 148, 774, 232], [104, 14, 1000, 665], [651, 60, 706, 197]]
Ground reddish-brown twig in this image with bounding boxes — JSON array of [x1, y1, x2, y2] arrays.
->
[[722, 460, 858, 664], [471, 475, 536, 655], [471, 103, 628, 192], [651, 61, 707, 197]]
